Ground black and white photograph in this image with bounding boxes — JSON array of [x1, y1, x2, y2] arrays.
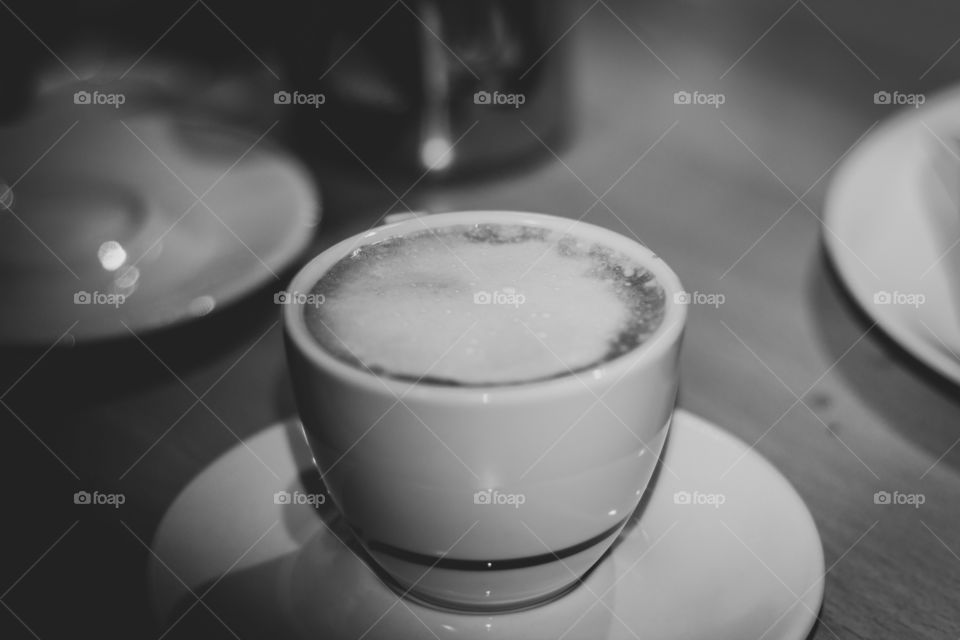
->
[[0, 1, 958, 638]]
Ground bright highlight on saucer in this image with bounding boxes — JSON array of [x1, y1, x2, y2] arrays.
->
[[97, 240, 127, 271]]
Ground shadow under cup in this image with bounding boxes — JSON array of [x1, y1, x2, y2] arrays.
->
[[283, 211, 686, 611]]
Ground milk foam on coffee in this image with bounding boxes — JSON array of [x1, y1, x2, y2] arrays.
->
[[305, 223, 664, 386]]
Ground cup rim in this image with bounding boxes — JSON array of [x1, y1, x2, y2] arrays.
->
[[283, 210, 686, 401]]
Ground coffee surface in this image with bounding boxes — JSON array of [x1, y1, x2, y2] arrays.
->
[[304, 223, 665, 386]]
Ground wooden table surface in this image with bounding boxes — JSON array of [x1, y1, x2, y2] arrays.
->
[[2, 1, 959, 638]]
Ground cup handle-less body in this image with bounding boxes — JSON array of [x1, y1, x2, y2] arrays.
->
[[283, 211, 686, 611]]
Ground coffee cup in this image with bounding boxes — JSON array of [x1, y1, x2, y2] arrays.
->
[[283, 210, 686, 610]]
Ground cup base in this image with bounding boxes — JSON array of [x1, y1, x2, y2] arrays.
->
[[366, 519, 627, 613], [386, 573, 584, 615]]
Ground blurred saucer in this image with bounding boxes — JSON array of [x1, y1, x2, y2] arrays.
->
[[148, 410, 824, 640], [0, 112, 318, 345], [825, 87, 960, 384]]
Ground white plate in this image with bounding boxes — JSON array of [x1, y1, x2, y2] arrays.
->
[[148, 410, 825, 640], [824, 88, 960, 383], [0, 111, 318, 344]]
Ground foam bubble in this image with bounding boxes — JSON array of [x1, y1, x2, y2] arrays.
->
[[305, 224, 664, 386]]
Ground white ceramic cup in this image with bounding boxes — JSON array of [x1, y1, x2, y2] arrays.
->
[[283, 211, 686, 611]]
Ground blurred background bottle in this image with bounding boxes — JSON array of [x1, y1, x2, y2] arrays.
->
[[287, 0, 573, 179]]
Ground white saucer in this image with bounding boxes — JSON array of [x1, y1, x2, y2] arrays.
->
[[148, 410, 824, 640], [824, 87, 960, 384], [0, 109, 318, 345]]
